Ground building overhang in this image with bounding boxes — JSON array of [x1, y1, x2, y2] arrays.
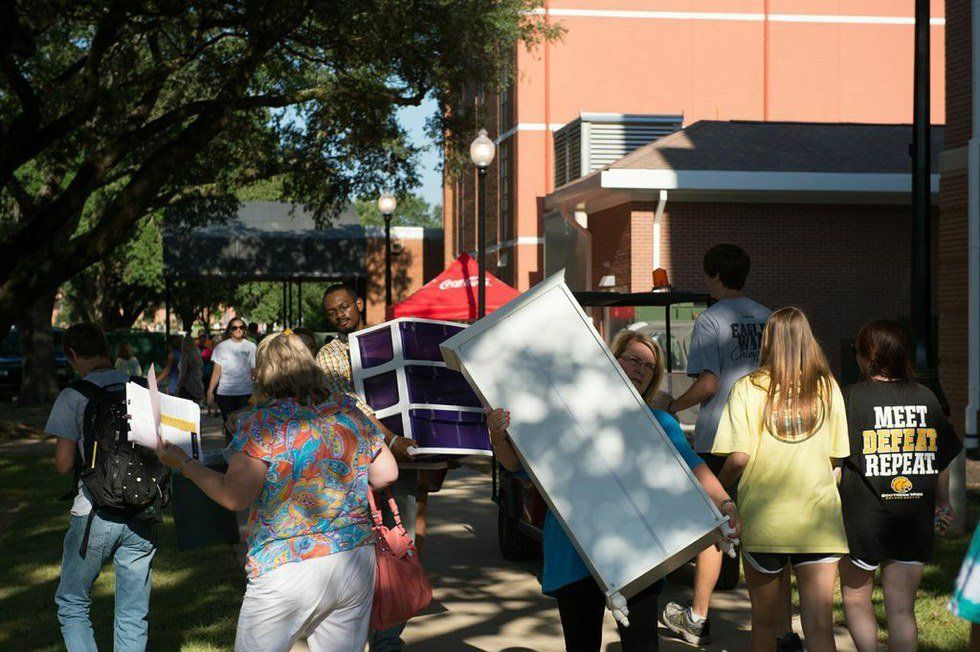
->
[[545, 168, 941, 213]]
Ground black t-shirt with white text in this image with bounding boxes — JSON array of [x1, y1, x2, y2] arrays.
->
[[839, 381, 961, 563]]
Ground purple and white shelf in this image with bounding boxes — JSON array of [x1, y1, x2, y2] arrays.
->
[[349, 318, 492, 462]]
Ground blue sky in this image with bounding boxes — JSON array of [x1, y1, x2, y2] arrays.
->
[[397, 97, 443, 208]]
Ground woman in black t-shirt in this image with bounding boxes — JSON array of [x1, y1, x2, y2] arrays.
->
[[839, 320, 961, 651]]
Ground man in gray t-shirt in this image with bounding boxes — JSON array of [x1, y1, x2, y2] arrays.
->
[[662, 244, 775, 647], [686, 297, 770, 453]]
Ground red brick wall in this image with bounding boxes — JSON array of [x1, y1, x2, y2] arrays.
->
[[364, 235, 437, 326], [650, 202, 925, 376], [939, 0, 971, 434], [946, 0, 973, 149], [589, 205, 633, 291], [940, 174, 969, 433]]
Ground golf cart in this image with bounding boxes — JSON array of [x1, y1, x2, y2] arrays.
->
[[493, 288, 743, 591]]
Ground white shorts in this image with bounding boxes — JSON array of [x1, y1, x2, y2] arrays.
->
[[235, 545, 376, 652], [848, 556, 925, 572]]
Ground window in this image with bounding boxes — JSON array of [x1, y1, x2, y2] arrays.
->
[[497, 140, 513, 244]]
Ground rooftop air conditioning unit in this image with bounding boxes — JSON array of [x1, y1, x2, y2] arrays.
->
[[553, 113, 683, 187]]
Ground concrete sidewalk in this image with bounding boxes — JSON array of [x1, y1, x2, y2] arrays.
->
[[400, 468, 856, 652]]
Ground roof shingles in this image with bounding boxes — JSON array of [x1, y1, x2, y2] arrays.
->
[[609, 120, 944, 174]]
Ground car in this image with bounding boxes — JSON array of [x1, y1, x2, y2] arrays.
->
[[493, 289, 742, 590], [0, 327, 72, 395]]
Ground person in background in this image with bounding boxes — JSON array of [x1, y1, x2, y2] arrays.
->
[[49, 324, 158, 651], [487, 329, 740, 652], [114, 340, 141, 377], [291, 326, 318, 356], [156, 331, 398, 650], [156, 335, 182, 395], [713, 307, 849, 652], [197, 329, 214, 362], [315, 284, 418, 652], [207, 318, 257, 441], [247, 322, 261, 343], [950, 524, 980, 651], [176, 334, 204, 403], [838, 320, 961, 651], [198, 329, 215, 414], [661, 243, 773, 647]]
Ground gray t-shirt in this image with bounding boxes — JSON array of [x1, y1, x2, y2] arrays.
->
[[687, 297, 771, 452], [45, 369, 131, 516]]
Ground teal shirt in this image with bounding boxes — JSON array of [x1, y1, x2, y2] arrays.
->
[[538, 408, 704, 595], [951, 524, 980, 623]]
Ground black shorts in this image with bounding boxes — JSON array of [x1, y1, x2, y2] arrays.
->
[[743, 552, 841, 574]]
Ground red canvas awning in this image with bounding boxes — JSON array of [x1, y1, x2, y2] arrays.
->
[[387, 253, 520, 321]]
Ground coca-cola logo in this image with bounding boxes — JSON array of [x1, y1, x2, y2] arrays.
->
[[438, 276, 492, 290]]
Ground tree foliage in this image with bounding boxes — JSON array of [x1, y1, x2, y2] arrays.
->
[[355, 195, 441, 229], [0, 0, 557, 336], [62, 216, 165, 330]]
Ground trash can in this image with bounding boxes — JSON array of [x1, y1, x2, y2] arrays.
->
[[170, 458, 241, 550]]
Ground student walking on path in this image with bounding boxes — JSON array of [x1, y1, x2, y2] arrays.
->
[[176, 334, 204, 403], [113, 340, 142, 377], [157, 332, 399, 651], [487, 329, 740, 652], [207, 317, 257, 441], [661, 244, 772, 647], [712, 307, 850, 652], [48, 324, 163, 651], [839, 320, 961, 651]]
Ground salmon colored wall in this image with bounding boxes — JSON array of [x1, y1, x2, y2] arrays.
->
[[448, 1, 947, 292], [518, 2, 946, 126]]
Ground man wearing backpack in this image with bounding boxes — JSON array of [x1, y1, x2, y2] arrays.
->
[[48, 323, 167, 651]]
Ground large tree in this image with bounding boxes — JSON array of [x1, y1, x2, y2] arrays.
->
[[62, 215, 165, 330], [0, 0, 556, 337]]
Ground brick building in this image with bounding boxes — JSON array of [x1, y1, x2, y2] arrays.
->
[[938, 0, 974, 442], [543, 120, 941, 374], [444, 1, 947, 292]]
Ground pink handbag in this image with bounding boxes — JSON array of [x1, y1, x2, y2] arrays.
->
[[368, 488, 433, 631]]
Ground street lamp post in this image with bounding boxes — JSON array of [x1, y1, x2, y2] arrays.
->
[[378, 193, 398, 308], [470, 128, 496, 319]]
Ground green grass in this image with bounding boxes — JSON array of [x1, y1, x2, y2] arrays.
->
[[1, 451, 975, 650], [0, 454, 245, 651]]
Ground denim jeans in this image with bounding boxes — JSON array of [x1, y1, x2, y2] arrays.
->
[[369, 471, 418, 652], [55, 512, 157, 652]]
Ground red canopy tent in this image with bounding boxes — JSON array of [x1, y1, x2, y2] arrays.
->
[[386, 252, 520, 320]]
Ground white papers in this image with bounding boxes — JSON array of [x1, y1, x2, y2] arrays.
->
[[125, 365, 202, 458], [159, 394, 201, 459], [126, 381, 160, 449]]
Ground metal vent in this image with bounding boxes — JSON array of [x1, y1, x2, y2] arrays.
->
[[554, 113, 682, 187]]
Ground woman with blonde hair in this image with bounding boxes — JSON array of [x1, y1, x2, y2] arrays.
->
[[157, 331, 399, 651], [486, 329, 740, 651], [713, 307, 850, 652]]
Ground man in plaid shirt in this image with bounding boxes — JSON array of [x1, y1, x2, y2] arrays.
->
[[316, 283, 418, 652]]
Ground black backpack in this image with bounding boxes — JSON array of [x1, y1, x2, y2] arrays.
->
[[69, 376, 172, 554]]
